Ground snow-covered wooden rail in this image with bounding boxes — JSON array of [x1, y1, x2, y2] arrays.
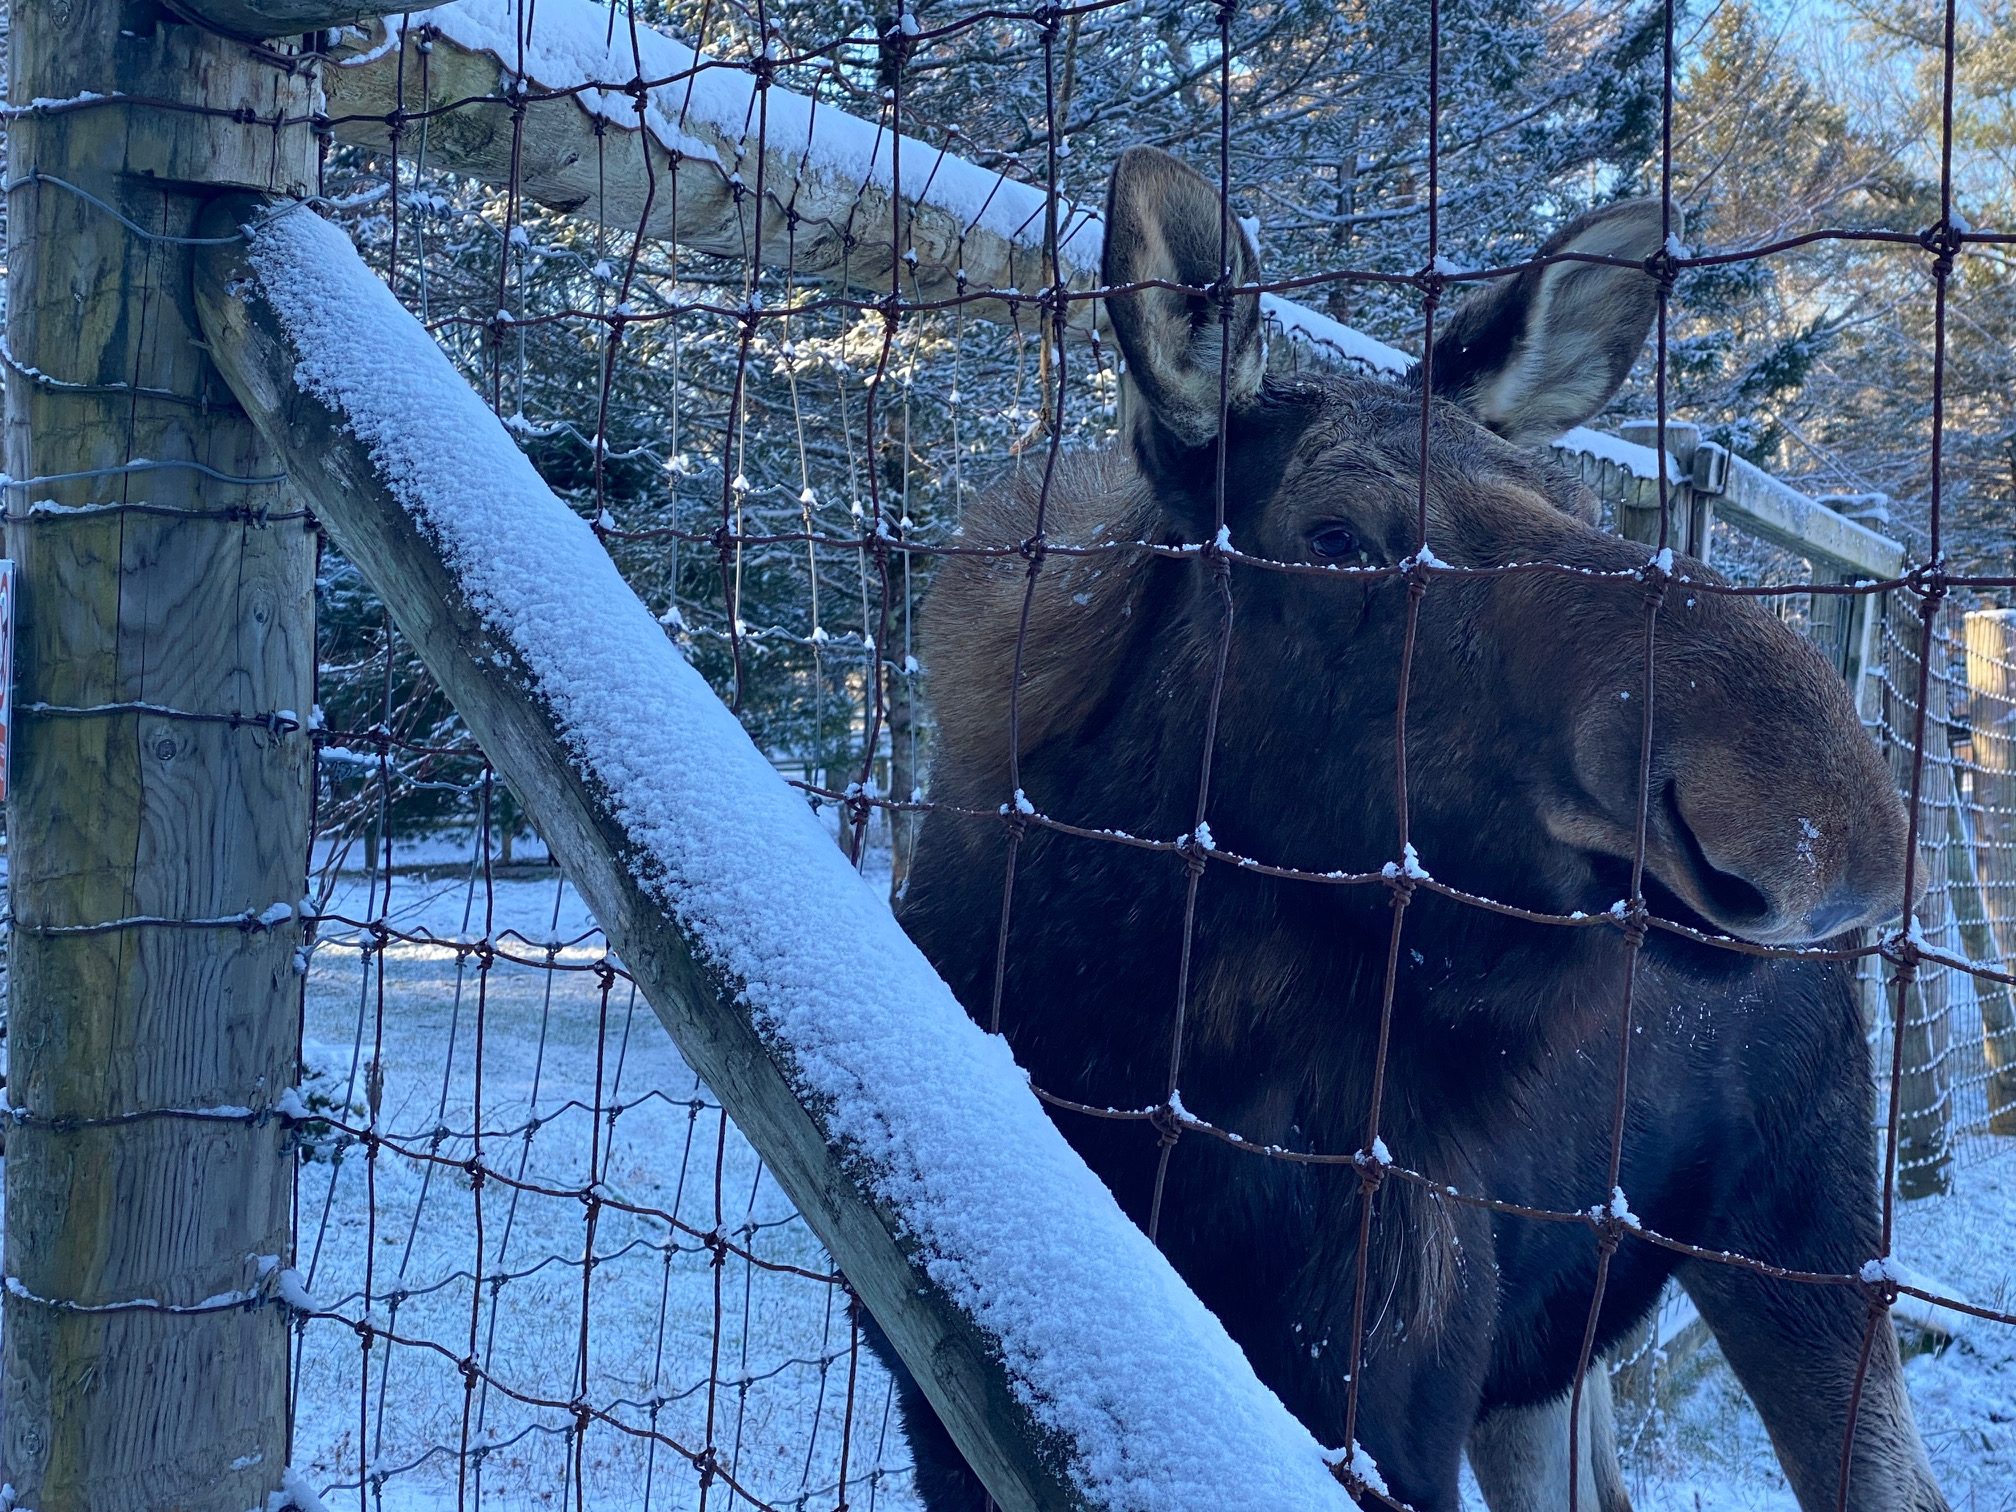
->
[[193, 192, 1369, 1512], [321, 0, 1108, 334], [307, 0, 1906, 586], [305, 0, 1443, 371]]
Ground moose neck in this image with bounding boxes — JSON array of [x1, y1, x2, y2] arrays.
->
[[996, 552, 1789, 1133], [979, 555, 1642, 1133]]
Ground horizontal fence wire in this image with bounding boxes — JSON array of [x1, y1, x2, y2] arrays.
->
[[3, 0, 2013, 1506]]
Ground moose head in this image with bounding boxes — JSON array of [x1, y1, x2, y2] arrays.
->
[[1069, 146, 1909, 946]]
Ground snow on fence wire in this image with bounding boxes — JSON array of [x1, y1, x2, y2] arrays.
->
[[6, 0, 2016, 1507]]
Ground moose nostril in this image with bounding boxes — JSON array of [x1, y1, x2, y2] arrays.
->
[[1660, 781, 1772, 926], [1804, 890, 1900, 941]]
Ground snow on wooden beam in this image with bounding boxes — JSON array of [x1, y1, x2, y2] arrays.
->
[[194, 192, 1373, 1512], [318, 0, 1415, 372], [308, 2, 1497, 401], [321, 0, 1105, 335]]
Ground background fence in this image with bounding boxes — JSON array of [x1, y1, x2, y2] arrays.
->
[[3, 0, 2015, 1508]]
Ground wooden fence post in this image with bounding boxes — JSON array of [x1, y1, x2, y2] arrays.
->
[[1821, 494, 1892, 697], [1879, 598, 1955, 1195], [1615, 420, 1700, 555], [1960, 609, 2016, 1134], [0, 4, 331, 1504]]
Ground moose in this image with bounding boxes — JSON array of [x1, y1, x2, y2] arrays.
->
[[879, 148, 1948, 1510]]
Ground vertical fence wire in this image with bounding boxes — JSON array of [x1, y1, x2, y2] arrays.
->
[[7, 0, 2015, 1507]]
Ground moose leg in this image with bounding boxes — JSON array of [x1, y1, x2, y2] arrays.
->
[[1676, 1258, 1945, 1511], [859, 1315, 991, 1511], [1468, 1367, 1631, 1512]]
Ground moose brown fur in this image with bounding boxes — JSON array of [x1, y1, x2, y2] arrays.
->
[[879, 148, 1948, 1511]]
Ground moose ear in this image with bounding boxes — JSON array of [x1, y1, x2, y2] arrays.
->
[[1421, 200, 1672, 445], [1102, 147, 1265, 471]]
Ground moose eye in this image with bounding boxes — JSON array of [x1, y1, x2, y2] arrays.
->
[[1309, 525, 1360, 560]]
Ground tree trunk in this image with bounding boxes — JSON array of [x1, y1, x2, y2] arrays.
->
[[888, 667, 919, 901]]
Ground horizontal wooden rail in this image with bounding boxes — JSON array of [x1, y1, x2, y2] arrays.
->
[[302, 1, 1907, 591], [306, 0, 1429, 368], [320, 1, 1105, 333], [1715, 453, 1905, 583], [1552, 428, 1904, 584]]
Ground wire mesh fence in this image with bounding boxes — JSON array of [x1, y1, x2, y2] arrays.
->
[[1862, 601, 2016, 1169], [291, 852, 898, 1508], [6, 0, 2016, 1507]]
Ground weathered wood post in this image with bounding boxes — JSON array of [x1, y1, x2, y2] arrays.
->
[[1615, 420, 1701, 556], [1960, 608, 2016, 1134], [0, 2, 372, 1504], [1821, 494, 1892, 696], [1879, 595, 1955, 1195]]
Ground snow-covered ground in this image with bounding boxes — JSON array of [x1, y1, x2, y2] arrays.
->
[[273, 854, 2016, 1511], [0, 840, 2006, 1509], [290, 856, 910, 1512], [1625, 1157, 2016, 1512]]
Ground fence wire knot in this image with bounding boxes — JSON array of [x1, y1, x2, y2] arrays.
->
[[1643, 245, 1681, 294], [1381, 865, 1417, 906], [1919, 219, 1964, 277], [1878, 925, 1921, 972], [1353, 1140, 1389, 1198], [1859, 1257, 1903, 1312], [1906, 559, 1951, 609]]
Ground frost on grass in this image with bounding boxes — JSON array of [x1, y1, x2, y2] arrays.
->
[[244, 205, 1356, 1510]]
